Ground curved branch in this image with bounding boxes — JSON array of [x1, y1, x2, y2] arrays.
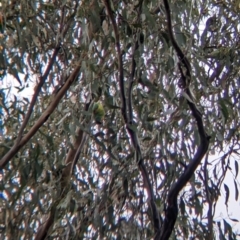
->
[[162, 0, 191, 78], [159, 0, 210, 239], [103, 0, 161, 237]]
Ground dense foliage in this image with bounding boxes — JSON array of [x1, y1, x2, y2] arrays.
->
[[0, 0, 240, 239]]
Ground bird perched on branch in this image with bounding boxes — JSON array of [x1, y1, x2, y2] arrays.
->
[[93, 102, 105, 124]]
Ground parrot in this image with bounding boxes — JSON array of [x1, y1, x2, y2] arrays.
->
[[93, 102, 105, 124]]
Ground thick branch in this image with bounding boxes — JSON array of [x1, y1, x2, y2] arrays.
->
[[0, 4, 78, 169], [35, 207, 56, 240], [162, 0, 191, 77], [0, 64, 81, 169], [103, 0, 161, 236], [159, 0, 210, 239], [5, 44, 61, 170]]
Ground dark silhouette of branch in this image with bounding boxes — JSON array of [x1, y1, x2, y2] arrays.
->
[[35, 207, 56, 240], [159, 0, 210, 239], [102, 0, 161, 237]]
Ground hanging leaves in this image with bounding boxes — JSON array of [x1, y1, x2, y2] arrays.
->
[[0, 0, 240, 239]]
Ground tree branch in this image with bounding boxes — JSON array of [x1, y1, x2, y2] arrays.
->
[[0, 2, 80, 169], [102, 0, 161, 237], [102, 0, 127, 123], [14, 3, 75, 146], [35, 103, 90, 240], [0, 5, 76, 166], [35, 207, 56, 240], [0, 64, 81, 169], [159, 0, 210, 239], [15, 46, 60, 145]]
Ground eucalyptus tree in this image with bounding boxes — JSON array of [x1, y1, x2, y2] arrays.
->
[[0, 0, 240, 239]]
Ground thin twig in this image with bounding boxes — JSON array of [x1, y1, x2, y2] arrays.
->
[[101, 0, 127, 123], [16, 47, 60, 145]]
